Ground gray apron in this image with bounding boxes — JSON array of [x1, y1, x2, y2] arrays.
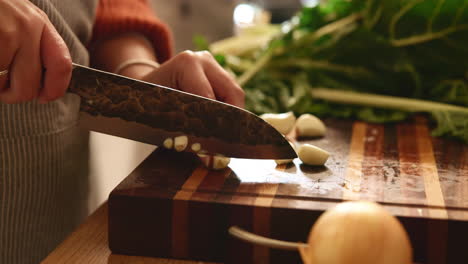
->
[[0, 1, 97, 263]]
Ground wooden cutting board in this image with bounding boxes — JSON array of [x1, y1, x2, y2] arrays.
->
[[108, 117, 468, 264]]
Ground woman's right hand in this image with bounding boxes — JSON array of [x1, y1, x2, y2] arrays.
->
[[0, 0, 72, 104]]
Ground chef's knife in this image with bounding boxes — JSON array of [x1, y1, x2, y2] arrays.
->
[[68, 63, 296, 159]]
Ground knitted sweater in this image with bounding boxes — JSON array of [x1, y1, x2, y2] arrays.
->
[[0, 1, 172, 263]]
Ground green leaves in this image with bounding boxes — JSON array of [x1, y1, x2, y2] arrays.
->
[[431, 111, 468, 143], [214, 0, 468, 143]]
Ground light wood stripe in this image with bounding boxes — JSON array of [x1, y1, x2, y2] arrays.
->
[[254, 184, 280, 207], [172, 167, 209, 258], [415, 123, 448, 219], [343, 122, 367, 200], [178, 167, 210, 194]]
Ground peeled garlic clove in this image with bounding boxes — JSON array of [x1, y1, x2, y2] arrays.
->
[[260, 112, 296, 135], [163, 138, 173, 149], [198, 154, 231, 170], [295, 114, 326, 137], [275, 159, 293, 165], [191, 143, 201, 152], [297, 144, 329, 166], [174, 136, 188, 152]]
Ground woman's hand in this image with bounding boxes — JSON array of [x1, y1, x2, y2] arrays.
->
[[0, 0, 72, 104], [140, 51, 245, 108], [91, 33, 245, 108]]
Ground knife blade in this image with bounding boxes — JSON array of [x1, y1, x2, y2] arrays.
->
[[69, 63, 297, 159]]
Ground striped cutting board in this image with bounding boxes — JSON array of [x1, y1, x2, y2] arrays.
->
[[108, 117, 468, 264]]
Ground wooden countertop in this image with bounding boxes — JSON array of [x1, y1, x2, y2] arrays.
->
[[41, 202, 218, 264]]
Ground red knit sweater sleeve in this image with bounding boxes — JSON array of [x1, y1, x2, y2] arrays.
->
[[92, 0, 173, 62]]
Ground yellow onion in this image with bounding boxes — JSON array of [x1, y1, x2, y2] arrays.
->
[[299, 201, 412, 264]]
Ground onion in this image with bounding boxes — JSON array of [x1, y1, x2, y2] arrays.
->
[[229, 201, 412, 264], [299, 201, 412, 264]]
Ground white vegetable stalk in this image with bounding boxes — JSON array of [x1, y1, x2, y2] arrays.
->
[[311, 88, 468, 113], [228, 226, 306, 251]]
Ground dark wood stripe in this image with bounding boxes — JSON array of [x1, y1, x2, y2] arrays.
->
[[213, 170, 242, 204], [172, 167, 209, 258], [193, 168, 232, 197], [382, 123, 403, 204], [426, 219, 448, 264], [109, 149, 200, 258], [397, 122, 428, 219]]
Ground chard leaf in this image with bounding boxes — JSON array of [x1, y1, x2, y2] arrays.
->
[[211, 0, 468, 143], [431, 111, 468, 143]]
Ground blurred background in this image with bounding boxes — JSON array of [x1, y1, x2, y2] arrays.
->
[[149, 0, 311, 52]]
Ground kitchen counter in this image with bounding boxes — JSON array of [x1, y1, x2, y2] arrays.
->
[[41, 202, 218, 264]]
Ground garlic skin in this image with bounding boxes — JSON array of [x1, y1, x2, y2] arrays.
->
[[174, 136, 188, 152], [295, 114, 326, 137], [297, 144, 329, 166], [163, 138, 173, 149], [300, 201, 412, 264], [260, 112, 296, 135]]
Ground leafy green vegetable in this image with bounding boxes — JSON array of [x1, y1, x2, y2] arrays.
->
[[211, 0, 468, 143], [193, 34, 210, 51]]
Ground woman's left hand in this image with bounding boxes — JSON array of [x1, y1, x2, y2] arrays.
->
[[139, 50, 245, 108]]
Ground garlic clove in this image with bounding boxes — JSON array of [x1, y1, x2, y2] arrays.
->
[[198, 154, 231, 170], [212, 156, 231, 170], [191, 143, 201, 152], [275, 159, 293, 165], [260, 111, 296, 135], [174, 136, 188, 152], [163, 138, 174, 149], [297, 144, 329, 166], [295, 114, 326, 137]]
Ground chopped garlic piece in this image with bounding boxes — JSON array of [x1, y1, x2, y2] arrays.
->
[[275, 159, 293, 165], [163, 138, 173, 149], [174, 136, 188, 152], [212, 156, 231, 170], [191, 143, 201, 152]]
